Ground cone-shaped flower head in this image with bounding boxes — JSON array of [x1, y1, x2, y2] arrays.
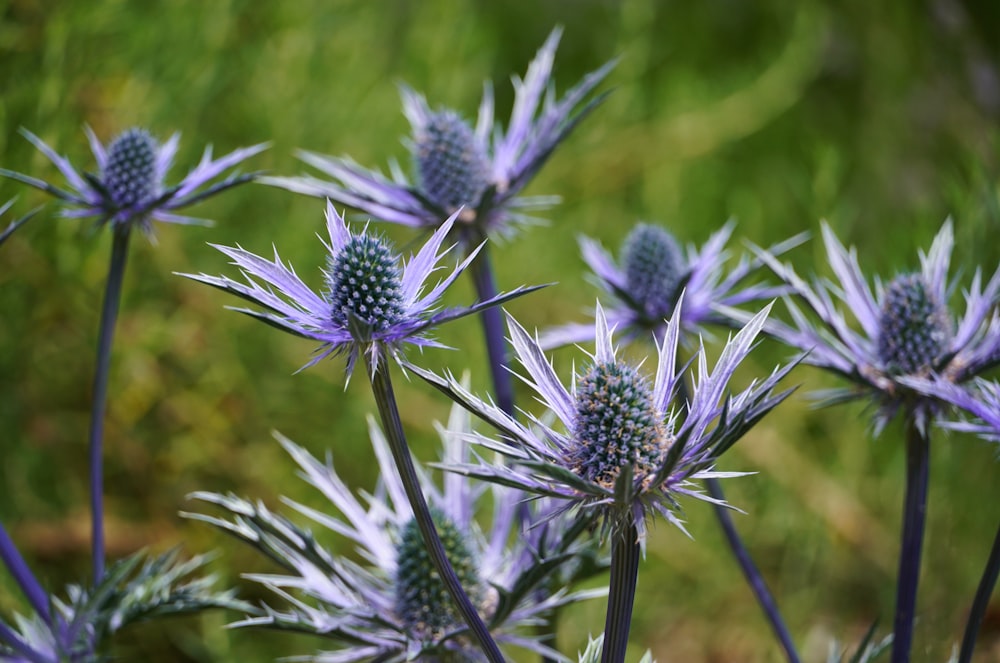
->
[[186, 405, 599, 662], [407, 299, 797, 542], [395, 509, 487, 637], [0, 126, 266, 235], [262, 27, 615, 248], [180, 203, 540, 375], [541, 221, 803, 349], [414, 111, 492, 214], [752, 219, 1000, 434], [876, 273, 950, 376]]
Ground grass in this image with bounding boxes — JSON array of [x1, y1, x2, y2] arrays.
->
[[1, 0, 999, 660]]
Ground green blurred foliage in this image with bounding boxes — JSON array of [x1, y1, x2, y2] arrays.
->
[[1, 0, 1000, 660]]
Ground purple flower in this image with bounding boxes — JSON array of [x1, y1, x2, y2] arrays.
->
[[262, 28, 614, 247], [186, 406, 598, 662], [0, 127, 266, 235], [180, 202, 539, 375], [407, 299, 796, 543], [540, 221, 803, 349], [753, 220, 1000, 434]]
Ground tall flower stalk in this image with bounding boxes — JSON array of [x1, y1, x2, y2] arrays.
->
[[365, 349, 505, 662], [88, 226, 130, 583]]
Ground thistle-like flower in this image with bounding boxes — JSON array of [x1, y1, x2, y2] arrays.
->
[[180, 202, 538, 375], [0, 127, 266, 235], [262, 28, 614, 247], [186, 408, 599, 662], [751, 220, 1000, 434], [542, 221, 803, 349], [407, 300, 796, 543]]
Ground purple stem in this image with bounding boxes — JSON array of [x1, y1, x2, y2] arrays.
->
[[467, 242, 516, 417], [890, 418, 930, 663], [365, 351, 506, 663], [600, 518, 640, 663], [0, 523, 51, 626], [89, 226, 132, 584], [706, 477, 801, 663], [0, 619, 49, 663], [958, 516, 1000, 662]]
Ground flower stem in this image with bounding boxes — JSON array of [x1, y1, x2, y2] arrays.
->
[[601, 518, 641, 663], [468, 241, 515, 417], [706, 477, 801, 663], [89, 226, 131, 584], [365, 350, 506, 663], [0, 522, 51, 626], [890, 417, 930, 663], [958, 516, 1000, 663]]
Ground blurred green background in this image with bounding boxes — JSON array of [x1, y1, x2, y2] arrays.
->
[[2, 0, 1000, 660]]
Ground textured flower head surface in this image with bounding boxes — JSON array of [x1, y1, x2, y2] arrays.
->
[[541, 221, 804, 349], [186, 406, 599, 662], [407, 299, 796, 543], [262, 27, 614, 248], [180, 202, 539, 375], [0, 126, 266, 235], [750, 219, 1000, 434]]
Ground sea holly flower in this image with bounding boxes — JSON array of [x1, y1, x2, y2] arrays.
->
[[750, 219, 1000, 434], [0, 126, 266, 235], [186, 408, 599, 662], [180, 202, 539, 375], [542, 221, 804, 349], [406, 299, 796, 543], [262, 27, 615, 248]]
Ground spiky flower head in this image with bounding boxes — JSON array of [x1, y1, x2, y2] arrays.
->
[[414, 111, 492, 215], [0, 126, 266, 236], [620, 224, 686, 320], [181, 203, 539, 375], [262, 27, 614, 248], [186, 407, 599, 662], [876, 273, 950, 376], [752, 220, 1000, 434], [407, 299, 796, 543], [541, 221, 803, 350]]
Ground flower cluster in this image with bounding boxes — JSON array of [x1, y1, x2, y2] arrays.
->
[[6, 18, 1000, 663]]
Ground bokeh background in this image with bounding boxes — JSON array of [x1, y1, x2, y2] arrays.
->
[[2, 0, 1000, 661]]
